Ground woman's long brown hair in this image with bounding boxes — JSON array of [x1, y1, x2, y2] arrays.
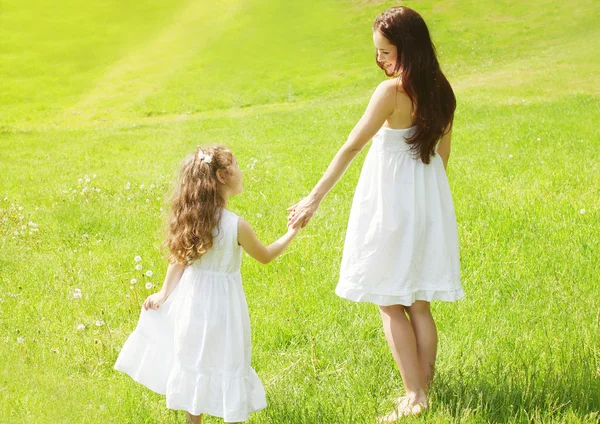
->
[[374, 6, 456, 164], [166, 145, 234, 265]]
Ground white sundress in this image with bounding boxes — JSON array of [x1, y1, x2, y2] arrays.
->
[[335, 126, 464, 306], [114, 209, 266, 422]]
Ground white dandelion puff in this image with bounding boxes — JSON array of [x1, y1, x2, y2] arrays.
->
[[130, 278, 137, 284], [95, 320, 105, 327], [135, 264, 143, 271], [580, 208, 586, 214], [76, 324, 85, 331], [134, 256, 142, 262], [145, 282, 153, 289], [145, 270, 153, 277], [17, 337, 25, 344], [72, 289, 82, 299]]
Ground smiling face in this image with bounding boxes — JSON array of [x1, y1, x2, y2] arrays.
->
[[228, 156, 243, 195], [373, 30, 398, 76]]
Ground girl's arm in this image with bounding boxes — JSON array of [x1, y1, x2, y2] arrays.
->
[[143, 262, 186, 310], [288, 80, 396, 228], [436, 125, 452, 170], [238, 218, 300, 264]]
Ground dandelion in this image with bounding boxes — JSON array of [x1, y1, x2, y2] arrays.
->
[[150, 184, 155, 190], [18, 206, 23, 211], [135, 264, 143, 271], [134, 256, 142, 262], [78, 178, 83, 183], [140, 184, 145, 189], [537, 138, 541, 141], [145, 282, 153, 289], [146, 199, 150, 203], [580, 209, 586, 214], [145, 270, 153, 277], [72, 288, 82, 299], [256, 213, 263, 218], [130, 278, 137, 284], [83, 233, 89, 238], [95, 320, 105, 327], [125, 182, 131, 190], [21, 225, 26, 230], [508, 154, 513, 159], [17, 337, 25, 344], [76, 324, 85, 331], [130, 285, 134, 290], [28, 222, 38, 227]]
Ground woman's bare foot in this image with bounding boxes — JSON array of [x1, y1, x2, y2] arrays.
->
[[376, 394, 427, 422]]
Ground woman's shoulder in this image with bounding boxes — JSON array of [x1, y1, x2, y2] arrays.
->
[[377, 77, 407, 94]]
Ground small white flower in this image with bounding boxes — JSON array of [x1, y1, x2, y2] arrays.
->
[[300, 267, 306, 272], [95, 320, 105, 327], [83, 233, 89, 238], [580, 208, 586, 214], [134, 256, 142, 262], [149, 184, 155, 190], [28, 221, 38, 227], [140, 184, 145, 189], [145, 282, 153, 289], [145, 270, 153, 277], [125, 182, 131, 190], [130, 285, 134, 290], [18, 206, 23, 211], [130, 278, 137, 284], [78, 178, 83, 184], [146, 198, 150, 203], [135, 264, 143, 271], [537, 138, 541, 141], [76, 324, 85, 331], [17, 337, 25, 344], [508, 154, 513, 159], [92, 174, 97, 179], [256, 213, 263, 218], [21, 225, 26, 230], [72, 289, 82, 299]]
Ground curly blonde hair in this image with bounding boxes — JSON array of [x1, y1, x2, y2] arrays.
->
[[166, 145, 235, 264]]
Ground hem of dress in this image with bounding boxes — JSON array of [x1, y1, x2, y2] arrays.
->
[[335, 285, 464, 307], [167, 401, 267, 422]]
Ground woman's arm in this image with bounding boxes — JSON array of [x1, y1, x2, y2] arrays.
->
[[143, 263, 186, 310], [238, 218, 300, 264], [288, 81, 396, 228], [436, 125, 452, 170]]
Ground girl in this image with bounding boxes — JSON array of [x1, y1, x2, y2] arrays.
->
[[115, 145, 300, 424], [288, 6, 463, 420]]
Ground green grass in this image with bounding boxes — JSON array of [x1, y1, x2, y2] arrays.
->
[[1, 0, 599, 422]]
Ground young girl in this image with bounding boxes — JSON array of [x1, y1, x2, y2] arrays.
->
[[115, 145, 300, 424], [287, 6, 463, 420]]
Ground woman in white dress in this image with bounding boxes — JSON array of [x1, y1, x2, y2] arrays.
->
[[288, 6, 463, 419], [115, 146, 301, 423]]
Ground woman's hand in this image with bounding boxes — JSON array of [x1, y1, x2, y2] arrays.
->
[[143, 292, 168, 310], [287, 195, 321, 228]]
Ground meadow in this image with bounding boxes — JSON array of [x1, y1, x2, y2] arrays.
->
[[1, 0, 599, 422]]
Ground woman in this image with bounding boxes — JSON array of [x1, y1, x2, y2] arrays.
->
[[288, 6, 464, 419]]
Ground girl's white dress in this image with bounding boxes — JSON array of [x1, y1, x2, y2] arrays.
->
[[114, 209, 266, 422], [336, 126, 464, 306]]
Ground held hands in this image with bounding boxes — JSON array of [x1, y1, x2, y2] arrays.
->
[[143, 292, 167, 310], [287, 195, 321, 229]]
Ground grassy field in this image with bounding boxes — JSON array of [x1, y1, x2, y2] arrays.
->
[[1, 0, 599, 422]]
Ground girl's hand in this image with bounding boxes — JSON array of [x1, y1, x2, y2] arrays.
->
[[287, 221, 301, 236], [143, 292, 167, 310], [287, 195, 321, 228]]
